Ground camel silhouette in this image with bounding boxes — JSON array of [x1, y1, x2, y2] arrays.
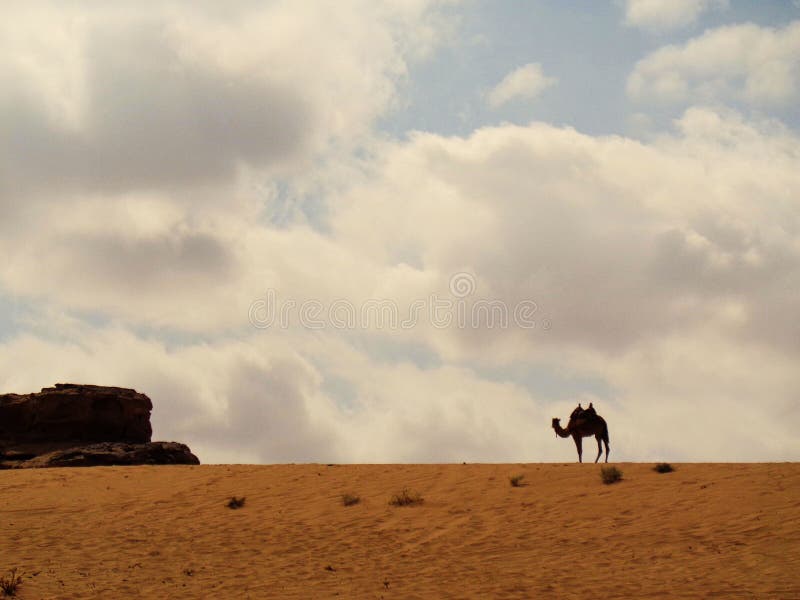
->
[[551, 403, 610, 463]]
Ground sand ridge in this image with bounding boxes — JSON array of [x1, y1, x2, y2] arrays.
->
[[1, 463, 798, 598]]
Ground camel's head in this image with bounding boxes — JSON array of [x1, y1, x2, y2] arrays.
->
[[551, 417, 561, 435]]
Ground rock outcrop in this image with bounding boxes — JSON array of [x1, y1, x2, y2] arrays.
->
[[0, 383, 152, 446], [0, 383, 199, 468], [16, 442, 199, 468]]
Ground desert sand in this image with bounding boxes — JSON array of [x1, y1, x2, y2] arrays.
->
[[1, 463, 798, 599]]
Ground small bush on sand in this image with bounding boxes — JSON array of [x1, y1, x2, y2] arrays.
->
[[389, 488, 424, 507], [342, 493, 361, 507], [509, 474, 525, 487], [226, 496, 246, 509], [0, 568, 23, 597], [600, 466, 623, 485], [654, 463, 674, 473]]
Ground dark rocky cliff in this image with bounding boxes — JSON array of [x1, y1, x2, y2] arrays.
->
[[0, 383, 199, 468]]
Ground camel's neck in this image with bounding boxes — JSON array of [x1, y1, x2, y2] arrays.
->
[[553, 421, 571, 438]]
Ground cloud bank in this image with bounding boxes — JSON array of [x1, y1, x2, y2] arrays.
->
[[629, 21, 800, 105], [1, 2, 798, 464]]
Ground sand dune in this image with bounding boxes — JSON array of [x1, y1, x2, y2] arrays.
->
[[1, 463, 798, 598]]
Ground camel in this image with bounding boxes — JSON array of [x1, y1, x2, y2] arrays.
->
[[551, 403, 610, 463]]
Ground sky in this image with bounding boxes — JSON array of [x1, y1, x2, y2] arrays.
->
[[1, 0, 799, 463]]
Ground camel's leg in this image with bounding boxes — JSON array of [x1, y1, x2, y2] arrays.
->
[[604, 439, 610, 463], [573, 435, 583, 463], [594, 435, 602, 463]]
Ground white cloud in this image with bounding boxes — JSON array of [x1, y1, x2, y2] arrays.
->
[[0, 1, 444, 203], [487, 63, 556, 108], [0, 326, 341, 463], [333, 107, 800, 355], [323, 107, 800, 460], [0, 2, 798, 463], [3, 105, 799, 462], [0, 323, 563, 464], [628, 21, 800, 105], [623, 0, 729, 32], [0, 1, 450, 331]]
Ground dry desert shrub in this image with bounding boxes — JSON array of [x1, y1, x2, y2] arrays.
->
[[0, 568, 23, 597], [509, 474, 525, 487], [389, 488, 424, 507], [654, 463, 675, 473], [600, 466, 623, 485], [227, 496, 246, 509], [342, 493, 361, 507]]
